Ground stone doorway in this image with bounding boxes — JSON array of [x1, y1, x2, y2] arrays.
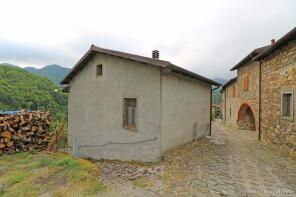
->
[[237, 103, 255, 130]]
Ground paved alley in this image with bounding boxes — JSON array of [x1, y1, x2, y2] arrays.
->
[[97, 121, 296, 197]]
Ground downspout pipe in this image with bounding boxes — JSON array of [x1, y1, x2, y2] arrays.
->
[[258, 60, 262, 141], [222, 89, 226, 124]]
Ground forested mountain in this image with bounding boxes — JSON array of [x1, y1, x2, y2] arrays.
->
[[212, 78, 226, 105], [0, 65, 67, 120], [25, 64, 70, 85], [212, 87, 222, 105], [0, 63, 18, 67], [212, 78, 226, 85]]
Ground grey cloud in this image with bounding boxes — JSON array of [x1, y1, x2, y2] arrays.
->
[[1, 0, 296, 81], [0, 40, 74, 67]]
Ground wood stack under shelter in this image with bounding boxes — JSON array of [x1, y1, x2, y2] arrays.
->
[[0, 110, 51, 155]]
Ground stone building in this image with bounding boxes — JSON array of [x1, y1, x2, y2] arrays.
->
[[61, 45, 220, 162], [222, 26, 296, 152], [254, 27, 296, 152], [221, 46, 269, 131]]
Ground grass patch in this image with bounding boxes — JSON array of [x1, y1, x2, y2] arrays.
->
[[132, 178, 155, 188], [5, 171, 30, 186], [52, 157, 78, 169], [0, 152, 106, 196]]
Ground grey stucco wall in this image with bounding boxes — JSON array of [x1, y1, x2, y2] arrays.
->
[[160, 72, 211, 152], [68, 53, 162, 162]]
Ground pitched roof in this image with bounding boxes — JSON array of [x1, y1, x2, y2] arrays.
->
[[253, 26, 296, 61], [221, 77, 237, 91], [61, 45, 220, 86], [230, 45, 269, 71]]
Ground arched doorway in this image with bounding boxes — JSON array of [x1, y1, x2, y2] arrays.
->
[[237, 103, 256, 131]]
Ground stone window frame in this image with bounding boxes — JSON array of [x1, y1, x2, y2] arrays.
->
[[281, 90, 294, 121]]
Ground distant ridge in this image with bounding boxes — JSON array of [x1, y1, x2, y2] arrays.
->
[[24, 64, 70, 85], [0, 63, 18, 67], [212, 78, 225, 105], [0, 63, 70, 85], [212, 78, 227, 85]]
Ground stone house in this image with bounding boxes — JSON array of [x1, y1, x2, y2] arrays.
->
[[61, 45, 220, 162], [253, 27, 296, 152], [222, 27, 296, 152], [221, 46, 269, 131]]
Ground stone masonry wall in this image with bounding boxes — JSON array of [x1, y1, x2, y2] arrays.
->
[[237, 61, 260, 131], [222, 82, 239, 128], [223, 61, 260, 131], [261, 41, 296, 152]]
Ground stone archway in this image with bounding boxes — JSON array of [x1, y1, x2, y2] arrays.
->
[[237, 103, 256, 131]]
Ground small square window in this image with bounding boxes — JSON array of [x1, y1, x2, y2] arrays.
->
[[96, 64, 102, 76], [123, 98, 137, 130], [281, 91, 293, 121]]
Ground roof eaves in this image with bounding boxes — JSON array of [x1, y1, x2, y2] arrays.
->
[[61, 45, 221, 86], [61, 46, 94, 84], [230, 45, 269, 71], [221, 77, 237, 90], [253, 27, 296, 61], [167, 64, 221, 86], [230, 52, 254, 71], [91, 46, 171, 68]]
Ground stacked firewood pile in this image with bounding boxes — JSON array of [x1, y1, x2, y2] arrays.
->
[[0, 110, 51, 155]]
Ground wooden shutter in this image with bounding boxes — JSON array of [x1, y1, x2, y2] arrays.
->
[[123, 98, 137, 130], [96, 64, 102, 76], [246, 75, 249, 90], [243, 74, 249, 91]]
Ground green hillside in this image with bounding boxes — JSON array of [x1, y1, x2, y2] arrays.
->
[[0, 65, 67, 120], [25, 64, 70, 85], [212, 87, 222, 105], [211, 78, 225, 105]]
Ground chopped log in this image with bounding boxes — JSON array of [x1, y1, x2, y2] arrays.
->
[[6, 141, 13, 147], [1, 131, 12, 139], [0, 110, 51, 155], [31, 126, 37, 132]]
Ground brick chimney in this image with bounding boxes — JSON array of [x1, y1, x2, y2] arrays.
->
[[152, 50, 159, 59], [271, 39, 275, 45]]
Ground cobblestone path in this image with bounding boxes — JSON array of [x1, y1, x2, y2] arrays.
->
[[97, 121, 296, 197]]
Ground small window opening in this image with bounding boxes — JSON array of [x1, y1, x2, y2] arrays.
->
[[281, 92, 293, 120], [96, 64, 102, 76]]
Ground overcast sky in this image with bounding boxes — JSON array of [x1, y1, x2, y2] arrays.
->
[[0, 0, 295, 80]]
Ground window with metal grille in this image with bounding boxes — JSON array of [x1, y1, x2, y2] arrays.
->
[[96, 64, 102, 76], [281, 92, 293, 120], [123, 98, 137, 130]]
